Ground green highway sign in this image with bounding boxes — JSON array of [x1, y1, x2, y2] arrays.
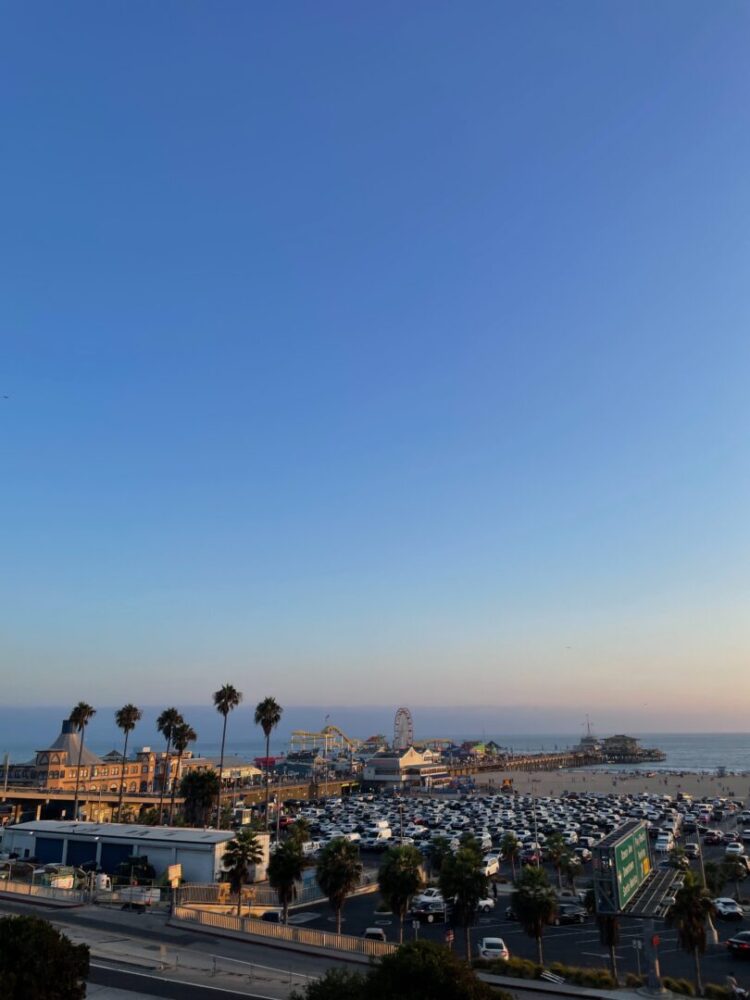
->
[[614, 824, 651, 909]]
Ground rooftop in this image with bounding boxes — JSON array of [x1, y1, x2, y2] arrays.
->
[[5, 820, 241, 845]]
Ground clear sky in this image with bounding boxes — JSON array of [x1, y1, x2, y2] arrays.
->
[[1, 2, 748, 728]]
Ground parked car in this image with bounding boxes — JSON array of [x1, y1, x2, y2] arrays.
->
[[554, 902, 588, 925], [726, 843, 746, 859], [482, 856, 500, 877], [409, 900, 447, 923], [477, 937, 510, 960], [412, 887, 444, 907], [726, 930, 750, 957], [363, 927, 387, 942], [714, 898, 745, 921]]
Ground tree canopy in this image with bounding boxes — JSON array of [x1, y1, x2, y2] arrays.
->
[[180, 768, 221, 827], [0, 915, 90, 1000], [290, 940, 493, 1000]]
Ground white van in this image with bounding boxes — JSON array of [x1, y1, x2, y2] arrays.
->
[[654, 834, 674, 853]]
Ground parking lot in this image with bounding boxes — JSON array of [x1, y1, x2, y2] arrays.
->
[[285, 786, 750, 986]]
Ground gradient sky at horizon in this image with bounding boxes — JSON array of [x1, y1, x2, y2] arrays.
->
[[1, 3, 748, 726]]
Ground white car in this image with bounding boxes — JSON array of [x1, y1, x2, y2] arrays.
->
[[477, 896, 496, 914], [714, 898, 744, 921], [725, 842, 746, 858], [477, 937, 509, 960], [413, 887, 444, 907]]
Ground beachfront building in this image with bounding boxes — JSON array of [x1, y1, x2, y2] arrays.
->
[[0, 718, 257, 797], [28, 719, 167, 794], [2, 820, 270, 883], [362, 746, 449, 790]]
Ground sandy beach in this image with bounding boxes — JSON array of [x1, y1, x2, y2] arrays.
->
[[478, 767, 750, 802]]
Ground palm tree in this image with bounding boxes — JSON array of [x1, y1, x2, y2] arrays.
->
[[254, 697, 283, 832], [704, 860, 725, 896], [439, 843, 489, 958], [114, 704, 142, 822], [169, 721, 197, 824], [156, 707, 183, 823], [222, 828, 263, 916], [316, 837, 363, 934], [500, 832, 520, 881], [545, 833, 570, 890], [378, 845, 425, 943], [667, 871, 716, 996], [287, 817, 311, 848], [426, 835, 453, 878], [180, 769, 221, 827], [268, 840, 305, 924], [212, 684, 242, 827], [512, 865, 558, 966], [598, 914, 621, 984], [722, 857, 747, 902], [69, 702, 96, 821]]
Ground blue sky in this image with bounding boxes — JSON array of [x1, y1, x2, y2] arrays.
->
[[1, 3, 748, 726]]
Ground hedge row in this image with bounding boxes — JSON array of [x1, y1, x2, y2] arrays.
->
[[479, 960, 733, 997]]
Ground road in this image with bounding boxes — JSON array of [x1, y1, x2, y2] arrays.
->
[[0, 897, 344, 999]]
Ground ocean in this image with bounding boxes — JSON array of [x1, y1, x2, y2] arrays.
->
[[1, 707, 747, 774]]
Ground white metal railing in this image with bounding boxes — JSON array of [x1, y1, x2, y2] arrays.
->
[[0, 878, 86, 904], [176, 869, 377, 910], [172, 904, 396, 958]]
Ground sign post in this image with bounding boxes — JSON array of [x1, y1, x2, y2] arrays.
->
[[632, 937, 643, 979]]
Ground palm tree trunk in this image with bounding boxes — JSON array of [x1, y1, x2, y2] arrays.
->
[[117, 729, 130, 822], [336, 906, 342, 935], [72, 732, 84, 820], [464, 923, 471, 960], [536, 934, 544, 967], [556, 865, 562, 890], [283, 899, 289, 925], [264, 732, 271, 832], [237, 883, 242, 918], [169, 754, 180, 824], [217, 713, 228, 828], [609, 942, 618, 984], [706, 912, 719, 946], [399, 911, 404, 944], [511, 856, 516, 880], [694, 948, 703, 997], [157, 739, 171, 823]]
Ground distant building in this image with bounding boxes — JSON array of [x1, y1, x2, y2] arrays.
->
[[15, 719, 169, 795], [1, 820, 269, 883], [602, 734, 640, 756], [0, 718, 249, 797], [363, 747, 449, 790]]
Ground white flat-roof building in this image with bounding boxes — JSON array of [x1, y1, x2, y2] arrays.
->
[[1, 821, 269, 884]]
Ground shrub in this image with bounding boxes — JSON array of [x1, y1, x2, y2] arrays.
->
[[705, 986, 731, 1000], [662, 976, 696, 996], [626, 973, 645, 988], [477, 956, 541, 979], [549, 962, 616, 989]]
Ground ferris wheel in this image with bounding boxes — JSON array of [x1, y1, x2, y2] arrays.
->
[[393, 707, 414, 750]]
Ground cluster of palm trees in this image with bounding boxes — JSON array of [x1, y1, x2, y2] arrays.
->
[[66, 687, 283, 828], [211, 686, 283, 831], [221, 823, 369, 933]]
